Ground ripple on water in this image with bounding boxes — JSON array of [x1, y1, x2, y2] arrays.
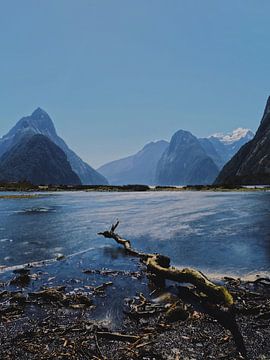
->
[[0, 238, 13, 243], [0, 191, 269, 277], [16, 207, 56, 215]]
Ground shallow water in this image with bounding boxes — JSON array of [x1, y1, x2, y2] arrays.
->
[[1, 190, 270, 327], [0, 191, 269, 277]]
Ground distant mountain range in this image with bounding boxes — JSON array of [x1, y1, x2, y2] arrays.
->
[[215, 97, 270, 185], [98, 127, 254, 186], [0, 106, 258, 186], [0, 108, 108, 185], [98, 140, 169, 185]]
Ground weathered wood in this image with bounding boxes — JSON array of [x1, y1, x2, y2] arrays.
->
[[98, 221, 233, 306], [96, 331, 140, 342]]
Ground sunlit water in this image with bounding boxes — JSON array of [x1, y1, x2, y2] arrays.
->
[[0, 190, 270, 326], [0, 191, 270, 276]]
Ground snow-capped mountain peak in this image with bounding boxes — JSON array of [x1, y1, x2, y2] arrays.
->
[[209, 128, 254, 145]]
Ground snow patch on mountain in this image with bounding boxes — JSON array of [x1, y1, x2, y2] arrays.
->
[[209, 128, 254, 145]]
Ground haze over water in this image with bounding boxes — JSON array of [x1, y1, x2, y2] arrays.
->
[[0, 191, 269, 277]]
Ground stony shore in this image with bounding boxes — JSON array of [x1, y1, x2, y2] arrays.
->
[[0, 264, 269, 360]]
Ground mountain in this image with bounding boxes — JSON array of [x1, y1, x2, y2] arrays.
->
[[98, 127, 253, 185], [198, 138, 224, 169], [156, 130, 219, 185], [98, 140, 169, 185], [0, 134, 81, 185], [215, 97, 270, 185], [203, 128, 254, 169], [0, 108, 108, 185]]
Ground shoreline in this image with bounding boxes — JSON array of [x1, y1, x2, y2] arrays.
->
[[1, 185, 269, 358], [1, 183, 270, 196], [0, 258, 269, 359], [2, 255, 269, 281], [0, 227, 269, 359]]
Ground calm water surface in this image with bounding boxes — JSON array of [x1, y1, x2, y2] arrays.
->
[[0, 191, 269, 277]]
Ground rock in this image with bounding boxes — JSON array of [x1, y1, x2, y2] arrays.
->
[[9, 273, 31, 287], [165, 301, 189, 322], [56, 254, 65, 261]]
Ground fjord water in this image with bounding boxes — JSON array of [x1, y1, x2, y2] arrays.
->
[[0, 191, 269, 277]]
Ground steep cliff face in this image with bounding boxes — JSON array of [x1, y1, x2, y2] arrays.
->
[[0, 134, 81, 185], [0, 108, 108, 185], [98, 140, 169, 185], [215, 97, 270, 185], [156, 130, 219, 185]]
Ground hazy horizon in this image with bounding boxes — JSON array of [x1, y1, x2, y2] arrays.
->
[[0, 1, 269, 167]]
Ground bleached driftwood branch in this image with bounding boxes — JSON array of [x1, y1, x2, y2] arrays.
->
[[98, 221, 233, 306]]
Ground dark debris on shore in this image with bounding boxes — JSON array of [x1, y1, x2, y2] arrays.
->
[[0, 267, 269, 360]]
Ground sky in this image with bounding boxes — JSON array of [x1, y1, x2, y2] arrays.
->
[[0, 1, 269, 168]]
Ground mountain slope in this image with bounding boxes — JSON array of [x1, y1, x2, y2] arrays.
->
[[156, 130, 219, 185], [215, 97, 270, 185], [0, 134, 81, 185], [0, 108, 108, 185], [200, 128, 254, 169], [98, 140, 169, 185], [198, 138, 224, 169]]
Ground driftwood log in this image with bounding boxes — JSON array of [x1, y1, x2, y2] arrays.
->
[[98, 221, 233, 306]]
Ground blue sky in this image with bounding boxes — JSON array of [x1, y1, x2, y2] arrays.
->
[[0, 1, 269, 167]]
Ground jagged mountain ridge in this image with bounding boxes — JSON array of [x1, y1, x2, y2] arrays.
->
[[215, 97, 270, 185], [98, 140, 169, 185], [0, 134, 81, 185], [0, 108, 108, 185]]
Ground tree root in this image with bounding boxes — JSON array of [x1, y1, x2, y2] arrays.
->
[[98, 221, 233, 306]]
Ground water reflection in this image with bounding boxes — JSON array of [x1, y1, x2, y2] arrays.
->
[[103, 246, 128, 260]]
